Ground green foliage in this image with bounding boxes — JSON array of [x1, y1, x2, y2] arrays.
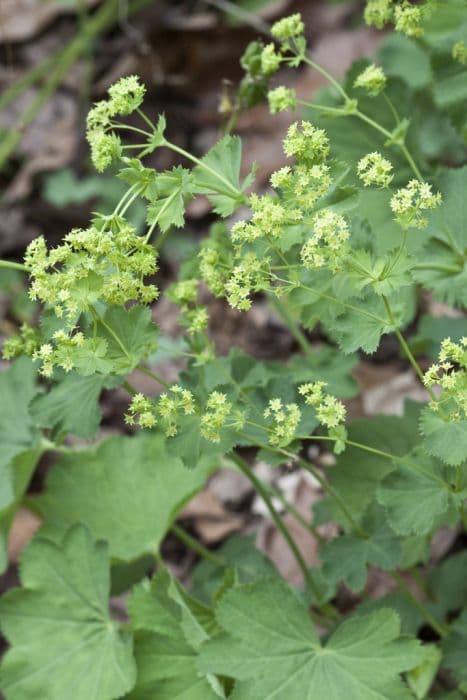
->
[[0, 525, 136, 700], [34, 433, 215, 560], [199, 579, 423, 699], [1, 3, 467, 697]]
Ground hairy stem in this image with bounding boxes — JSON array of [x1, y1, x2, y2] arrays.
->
[[230, 452, 327, 601], [269, 294, 314, 358], [171, 523, 226, 567]]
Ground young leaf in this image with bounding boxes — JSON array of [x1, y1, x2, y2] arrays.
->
[[34, 433, 214, 561], [127, 570, 221, 700], [97, 305, 158, 374], [30, 373, 114, 439], [377, 449, 454, 535], [321, 403, 422, 526], [427, 552, 467, 621], [146, 166, 193, 233], [0, 525, 136, 700], [198, 579, 423, 699], [406, 644, 441, 700], [191, 534, 279, 604], [193, 135, 252, 216], [419, 406, 467, 467], [326, 289, 416, 354], [321, 505, 401, 593]]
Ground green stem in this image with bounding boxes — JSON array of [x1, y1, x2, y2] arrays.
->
[[0, 259, 28, 272], [237, 432, 367, 538], [92, 309, 132, 362], [164, 140, 244, 200], [122, 380, 138, 396], [381, 295, 438, 403], [298, 434, 448, 487], [137, 365, 171, 390], [230, 452, 325, 599], [144, 188, 180, 245], [269, 294, 314, 358], [272, 274, 388, 325], [412, 262, 462, 274], [300, 55, 349, 101], [267, 483, 325, 544], [171, 523, 226, 567], [399, 143, 423, 181], [382, 91, 400, 126], [391, 571, 448, 638]]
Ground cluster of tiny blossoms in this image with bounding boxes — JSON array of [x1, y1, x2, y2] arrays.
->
[[298, 382, 346, 428], [200, 392, 235, 443], [270, 163, 332, 211], [364, 0, 432, 37], [354, 64, 387, 96], [86, 75, 146, 171], [166, 279, 208, 335], [25, 222, 158, 322], [257, 13, 305, 80], [224, 253, 271, 311], [358, 152, 393, 188], [283, 121, 330, 163], [300, 210, 350, 272], [264, 398, 301, 447], [423, 338, 467, 421], [390, 180, 442, 229], [126, 385, 195, 434], [126, 387, 239, 443], [201, 120, 337, 312]]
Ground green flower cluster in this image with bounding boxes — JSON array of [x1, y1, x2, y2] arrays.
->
[[354, 65, 387, 96], [166, 279, 208, 335], [271, 163, 332, 211], [358, 152, 393, 188], [86, 75, 146, 171], [126, 386, 239, 443], [264, 398, 301, 447], [25, 221, 158, 322], [299, 382, 346, 429], [126, 385, 195, 434], [364, 0, 393, 29], [299, 382, 347, 453], [390, 179, 442, 229], [424, 338, 467, 421], [224, 253, 272, 312], [300, 209, 350, 272], [267, 86, 297, 114], [200, 392, 234, 443], [283, 121, 330, 163], [200, 121, 336, 312], [364, 0, 432, 37]]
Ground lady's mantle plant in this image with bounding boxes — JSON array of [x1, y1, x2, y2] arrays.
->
[[0, 1, 467, 698]]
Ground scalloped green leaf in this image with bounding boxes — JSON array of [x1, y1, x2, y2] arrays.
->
[[193, 135, 253, 216], [419, 406, 467, 467], [0, 525, 136, 700], [34, 433, 214, 561], [321, 505, 401, 592], [127, 569, 221, 699], [198, 579, 423, 700], [377, 449, 455, 535]]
